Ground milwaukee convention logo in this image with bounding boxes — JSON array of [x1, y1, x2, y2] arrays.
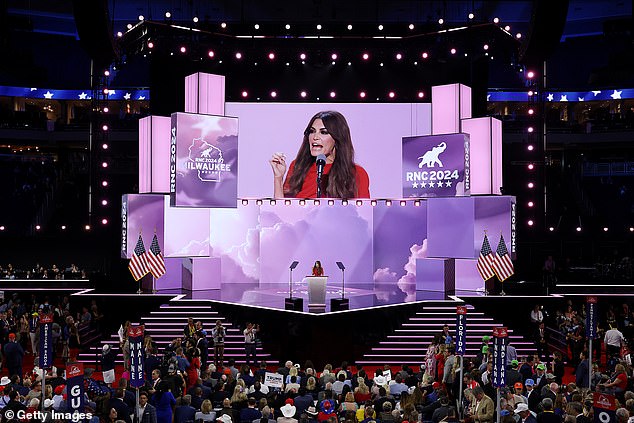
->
[[406, 142, 459, 189], [187, 138, 231, 182]]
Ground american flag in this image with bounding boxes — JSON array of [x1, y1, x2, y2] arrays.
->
[[147, 233, 166, 279], [492, 234, 514, 282], [477, 233, 496, 281], [128, 233, 149, 281]]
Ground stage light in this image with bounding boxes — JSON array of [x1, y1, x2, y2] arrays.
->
[[527, 71, 535, 79], [418, 91, 425, 99], [165, 12, 171, 18], [528, 90, 534, 96], [450, 48, 457, 55], [379, 62, 384, 67], [299, 53, 306, 60], [528, 220, 534, 226], [527, 145, 534, 151], [102, 162, 108, 168], [504, 25, 511, 31], [102, 218, 108, 225], [208, 50, 215, 58], [438, 18, 444, 25], [270, 199, 276, 205], [104, 70, 110, 76], [103, 88, 109, 94], [516, 33, 522, 39], [103, 107, 109, 113], [61, 225, 66, 230], [254, 24, 260, 30], [85, 225, 91, 231], [0, 226, 4, 231], [400, 200, 406, 207], [126, 24, 132, 30], [331, 53, 338, 60], [356, 200, 363, 206], [268, 52, 275, 60], [328, 200, 334, 206], [235, 52, 242, 59], [180, 46, 187, 53], [270, 91, 277, 98], [300, 91, 307, 98], [603, 227, 609, 232], [371, 200, 377, 206], [117, 31, 123, 37], [347, 62, 352, 66], [422, 52, 429, 59], [102, 200, 108, 206], [386, 200, 392, 206], [468, 13, 475, 19], [102, 143, 108, 150], [528, 182, 534, 188], [285, 24, 291, 30], [414, 200, 421, 207], [528, 108, 534, 115], [102, 181, 108, 187], [528, 201, 534, 207], [193, 17, 199, 23], [102, 125, 108, 131], [528, 127, 534, 133], [342, 199, 348, 206], [347, 24, 353, 30], [378, 25, 384, 31], [314, 200, 320, 206], [549, 227, 555, 232], [528, 163, 534, 170], [35, 225, 41, 231], [256, 199, 263, 205], [576, 226, 582, 232], [299, 199, 305, 206], [221, 22, 227, 28], [329, 91, 336, 98], [483, 44, 489, 50], [317, 24, 322, 30], [241, 199, 248, 205], [493, 17, 500, 24], [285, 199, 291, 206], [630, 227, 634, 232], [395, 53, 402, 60], [362, 53, 369, 60], [409, 24, 414, 30], [138, 15, 144, 21], [388, 91, 395, 98], [241, 91, 248, 98], [359, 91, 366, 98]]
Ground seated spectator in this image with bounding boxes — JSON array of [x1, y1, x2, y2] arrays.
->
[[241, 397, 262, 423], [256, 406, 277, 423], [195, 399, 216, 422]]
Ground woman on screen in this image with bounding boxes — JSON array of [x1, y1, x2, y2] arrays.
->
[[269, 111, 370, 198]]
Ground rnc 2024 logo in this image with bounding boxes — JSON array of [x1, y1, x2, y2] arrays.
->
[[186, 138, 232, 182], [406, 141, 459, 189]]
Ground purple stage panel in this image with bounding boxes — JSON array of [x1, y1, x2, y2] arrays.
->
[[224, 102, 431, 199], [163, 196, 210, 257], [153, 258, 185, 291], [461, 117, 503, 195], [402, 133, 470, 198], [184, 257, 222, 290], [426, 197, 475, 259], [170, 112, 238, 208], [184, 73, 226, 115], [373, 202, 427, 302], [139, 116, 171, 194], [431, 84, 471, 135], [121, 194, 165, 259], [259, 202, 373, 286], [415, 258, 455, 292], [209, 205, 260, 284], [473, 196, 516, 258], [455, 259, 485, 293]]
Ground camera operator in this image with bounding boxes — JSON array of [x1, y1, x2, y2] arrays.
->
[[212, 320, 225, 367], [244, 322, 260, 366]]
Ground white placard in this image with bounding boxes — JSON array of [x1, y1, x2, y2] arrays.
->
[[264, 372, 284, 388]]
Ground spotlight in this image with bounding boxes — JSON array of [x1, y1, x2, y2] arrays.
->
[[400, 200, 406, 207], [331, 53, 338, 60], [483, 44, 489, 50], [576, 226, 582, 232], [388, 91, 395, 98], [409, 24, 414, 30], [299, 199, 305, 206], [528, 108, 534, 115], [528, 220, 534, 226], [468, 13, 475, 19], [527, 145, 534, 151], [356, 200, 363, 206], [180, 46, 186, 53], [235, 52, 242, 59], [330, 91, 336, 98], [438, 18, 444, 24], [371, 200, 377, 206], [395, 53, 402, 60], [347, 24, 352, 30], [527, 71, 535, 79], [285, 24, 291, 30], [102, 162, 108, 168], [102, 125, 108, 131], [270, 91, 277, 98], [328, 199, 334, 206], [386, 200, 392, 206], [102, 180, 108, 187], [528, 201, 534, 207], [359, 91, 366, 98], [138, 15, 144, 21], [549, 227, 555, 232], [193, 16, 199, 23], [221, 22, 227, 28], [362, 53, 369, 60], [241, 91, 248, 98], [450, 48, 457, 55], [0, 226, 4, 231], [418, 92, 425, 98], [493, 17, 500, 24], [208, 50, 215, 58], [528, 90, 534, 96], [314, 200, 320, 206], [103, 107, 109, 113], [126, 24, 132, 30], [603, 227, 609, 232], [104, 70, 110, 76], [630, 227, 634, 232], [117, 31, 123, 37], [299, 53, 306, 60], [300, 91, 307, 98], [528, 127, 534, 133], [528, 163, 534, 170], [316, 24, 322, 30], [342, 199, 348, 206], [285, 200, 291, 206], [268, 52, 275, 60], [85, 225, 91, 231], [516, 33, 522, 39], [527, 182, 534, 188], [254, 24, 260, 30], [504, 25, 511, 31], [378, 24, 384, 31], [414, 200, 421, 206], [422, 52, 429, 59], [256, 199, 263, 205], [61, 225, 66, 230], [102, 218, 108, 225], [165, 11, 171, 18], [102, 200, 108, 206], [270, 199, 276, 205], [35, 225, 41, 231], [102, 143, 108, 150]]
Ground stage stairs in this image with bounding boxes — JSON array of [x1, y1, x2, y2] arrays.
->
[[356, 301, 537, 366], [77, 299, 276, 367]]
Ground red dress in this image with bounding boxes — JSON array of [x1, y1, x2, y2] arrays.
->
[[187, 357, 201, 387], [283, 161, 370, 198]]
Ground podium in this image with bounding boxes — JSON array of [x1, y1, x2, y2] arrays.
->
[[303, 276, 328, 313]]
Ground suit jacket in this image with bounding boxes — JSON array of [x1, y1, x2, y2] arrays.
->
[[527, 389, 541, 413], [140, 403, 158, 423], [537, 411, 562, 423], [109, 397, 132, 423], [475, 395, 495, 423], [524, 415, 538, 423]]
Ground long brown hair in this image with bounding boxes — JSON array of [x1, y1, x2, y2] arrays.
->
[[285, 111, 358, 198]]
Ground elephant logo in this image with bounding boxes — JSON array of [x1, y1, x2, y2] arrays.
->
[[417, 142, 447, 168]]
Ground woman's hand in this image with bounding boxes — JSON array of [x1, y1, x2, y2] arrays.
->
[[269, 152, 287, 179]]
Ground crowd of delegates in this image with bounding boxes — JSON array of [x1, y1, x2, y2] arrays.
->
[[0, 263, 88, 280]]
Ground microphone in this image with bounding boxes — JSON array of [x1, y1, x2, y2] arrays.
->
[[316, 154, 326, 198]]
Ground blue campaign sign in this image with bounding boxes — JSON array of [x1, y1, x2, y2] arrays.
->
[[39, 314, 54, 369], [66, 362, 85, 413], [456, 306, 467, 356], [128, 326, 145, 388], [586, 297, 597, 339], [492, 327, 508, 388]]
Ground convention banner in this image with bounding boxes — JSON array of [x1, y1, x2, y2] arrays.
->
[[38, 313, 53, 369], [456, 306, 467, 356], [586, 296, 597, 339], [402, 133, 470, 198], [492, 327, 508, 388], [170, 112, 239, 208], [593, 392, 616, 423], [66, 362, 85, 413], [128, 325, 145, 388]]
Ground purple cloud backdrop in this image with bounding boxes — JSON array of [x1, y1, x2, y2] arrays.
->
[[473, 196, 514, 257], [163, 196, 211, 257], [121, 194, 165, 259], [172, 113, 238, 208]]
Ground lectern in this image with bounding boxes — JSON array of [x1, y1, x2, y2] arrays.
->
[[303, 276, 327, 313]]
